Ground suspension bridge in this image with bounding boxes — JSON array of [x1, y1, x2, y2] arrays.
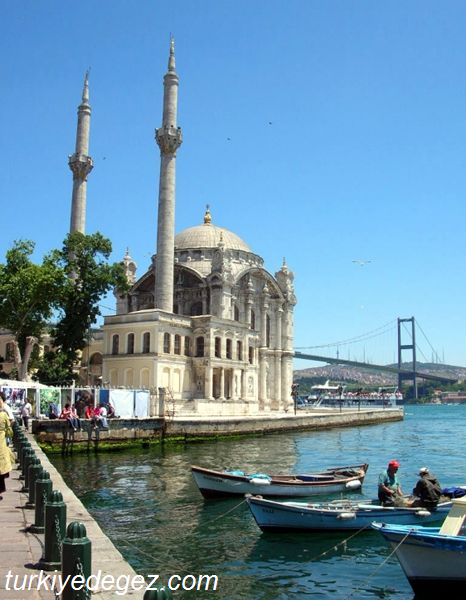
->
[[294, 317, 457, 397]]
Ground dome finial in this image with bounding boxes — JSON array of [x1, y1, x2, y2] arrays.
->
[[204, 204, 212, 225]]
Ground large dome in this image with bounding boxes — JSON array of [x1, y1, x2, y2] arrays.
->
[[175, 223, 251, 252]]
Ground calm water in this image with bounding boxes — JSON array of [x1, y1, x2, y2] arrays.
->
[[49, 405, 465, 599]]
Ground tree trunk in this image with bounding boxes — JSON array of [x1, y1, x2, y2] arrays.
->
[[12, 340, 24, 380], [15, 336, 38, 381]]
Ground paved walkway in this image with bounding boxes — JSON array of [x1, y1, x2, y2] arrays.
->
[[0, 455, 54, 600]]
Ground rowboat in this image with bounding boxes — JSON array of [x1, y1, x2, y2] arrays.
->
[[191, 463, 368, 498], [372, 496, 466, 593], [246, 495, 452, 532]]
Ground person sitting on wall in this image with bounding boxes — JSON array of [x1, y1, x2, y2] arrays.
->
[[107, 403, 116, 418], [94, 405, 108, 429], [48, 403, 60, 419], [59, 403, 81, 431]]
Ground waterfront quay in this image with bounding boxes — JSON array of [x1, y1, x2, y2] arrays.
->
[[32, 407, 404, 447], [0, 433, 144, 599]]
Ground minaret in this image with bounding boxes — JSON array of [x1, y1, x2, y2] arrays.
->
[[68, 72, 93, 234], [154, 38, 182, 311]]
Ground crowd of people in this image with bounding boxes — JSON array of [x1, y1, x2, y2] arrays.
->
[[45, 391, 117, 431]]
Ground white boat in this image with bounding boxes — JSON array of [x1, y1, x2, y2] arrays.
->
[[246, 495, 451, 532], [302, 381, 402, 408], [372, 496, 466, 593], [191, 463, 368, 499]]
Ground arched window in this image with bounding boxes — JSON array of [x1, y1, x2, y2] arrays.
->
[[140, 368, 150, 389], [184, 337, 191, 356], [125, 368, 134, 387], [249, 346, 254, 364], [237, 341, 243, 361], [226, 339, 232, 359], [234, 305, 240, 321], [196, 336, 204, 357], [127, 333, 135, 354], [142, 332, 150, 353], [250, 309, 256, 330], [174, 334, 181, 355], [215, 337, 221, 358], [163, 333, 171, 353], [111, 334, 119, 355]]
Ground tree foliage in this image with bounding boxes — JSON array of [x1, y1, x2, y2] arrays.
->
[[35, 232, 129, 383], [0, 240, 65, 379], [1, 233, 129, 384]]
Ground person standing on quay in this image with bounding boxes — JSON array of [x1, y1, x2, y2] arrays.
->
[[0, 397, 13, 500], [20, 398, 32, 431]]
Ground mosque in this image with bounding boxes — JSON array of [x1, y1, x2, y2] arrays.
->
[[2, 40, 297, 417]]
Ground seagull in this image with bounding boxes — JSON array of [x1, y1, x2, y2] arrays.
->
[[352, 259, 372, 266], [268, 121, 273, 125], [227, 137, 231, 141]]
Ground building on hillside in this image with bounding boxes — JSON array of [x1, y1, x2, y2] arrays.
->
[[100, 40, 297, 416]]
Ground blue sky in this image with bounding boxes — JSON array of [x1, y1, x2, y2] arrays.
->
[[2, 1, 466, 367]]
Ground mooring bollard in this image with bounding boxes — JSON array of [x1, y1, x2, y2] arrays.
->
[[144, 587, 173, 599], [26, 461, 43, 507], [23, 456, 40, 494], [29, 470, 53, 533], [14, 430, 25, 453], [39, 490, 67, 571], [61, 522, 91, 600], [20, 449, 35, 484], [19, 442, 32, 471]]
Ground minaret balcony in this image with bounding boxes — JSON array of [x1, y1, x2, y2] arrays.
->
[[155, 125, 182, 155], [68, 154, 93, 180]]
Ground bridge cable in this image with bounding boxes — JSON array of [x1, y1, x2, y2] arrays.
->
[[416, 319, 441, 363], [295, 319, 397, 350]]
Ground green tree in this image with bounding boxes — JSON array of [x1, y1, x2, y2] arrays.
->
[[0, 240, 66, 380], [35, 232, 128, 384]]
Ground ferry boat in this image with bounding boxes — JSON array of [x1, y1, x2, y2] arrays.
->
[[301, 381, 402, 408]]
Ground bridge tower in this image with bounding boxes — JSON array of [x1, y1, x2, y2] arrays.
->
[[397, 317, 418, 400]]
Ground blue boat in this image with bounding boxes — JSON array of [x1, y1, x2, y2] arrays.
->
[[246, 495, 451, 532], [372, 496, 466, 593]]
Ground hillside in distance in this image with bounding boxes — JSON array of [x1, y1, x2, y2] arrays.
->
[[293, 362, 466, 386]]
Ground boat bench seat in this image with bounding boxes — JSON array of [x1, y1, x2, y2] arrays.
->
[[296, 475, 334, 482]]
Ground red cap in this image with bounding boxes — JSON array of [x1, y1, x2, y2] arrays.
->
[[388, 460, 400, 468]]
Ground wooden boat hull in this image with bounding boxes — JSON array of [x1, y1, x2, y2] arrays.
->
[[372, 523, 466, 592], [191, 464, 368, 498], [247, 497, 451, 531]]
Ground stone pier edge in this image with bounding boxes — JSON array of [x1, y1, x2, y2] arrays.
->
[[25, 433, 146, 599]]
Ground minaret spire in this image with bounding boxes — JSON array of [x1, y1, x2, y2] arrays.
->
[[154, 38, 183, 311], [69, 71, 93, 234]]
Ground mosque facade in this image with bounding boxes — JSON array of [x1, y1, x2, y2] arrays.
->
[[2, 41, 297, 416], [99, 41, 297, 416]]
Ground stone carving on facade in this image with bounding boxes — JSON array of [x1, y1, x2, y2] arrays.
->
[[275, 258, 297, 305]]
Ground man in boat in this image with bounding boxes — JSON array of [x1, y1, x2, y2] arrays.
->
[[409, 467, 442, 508], [378, 459, 404, 506]]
